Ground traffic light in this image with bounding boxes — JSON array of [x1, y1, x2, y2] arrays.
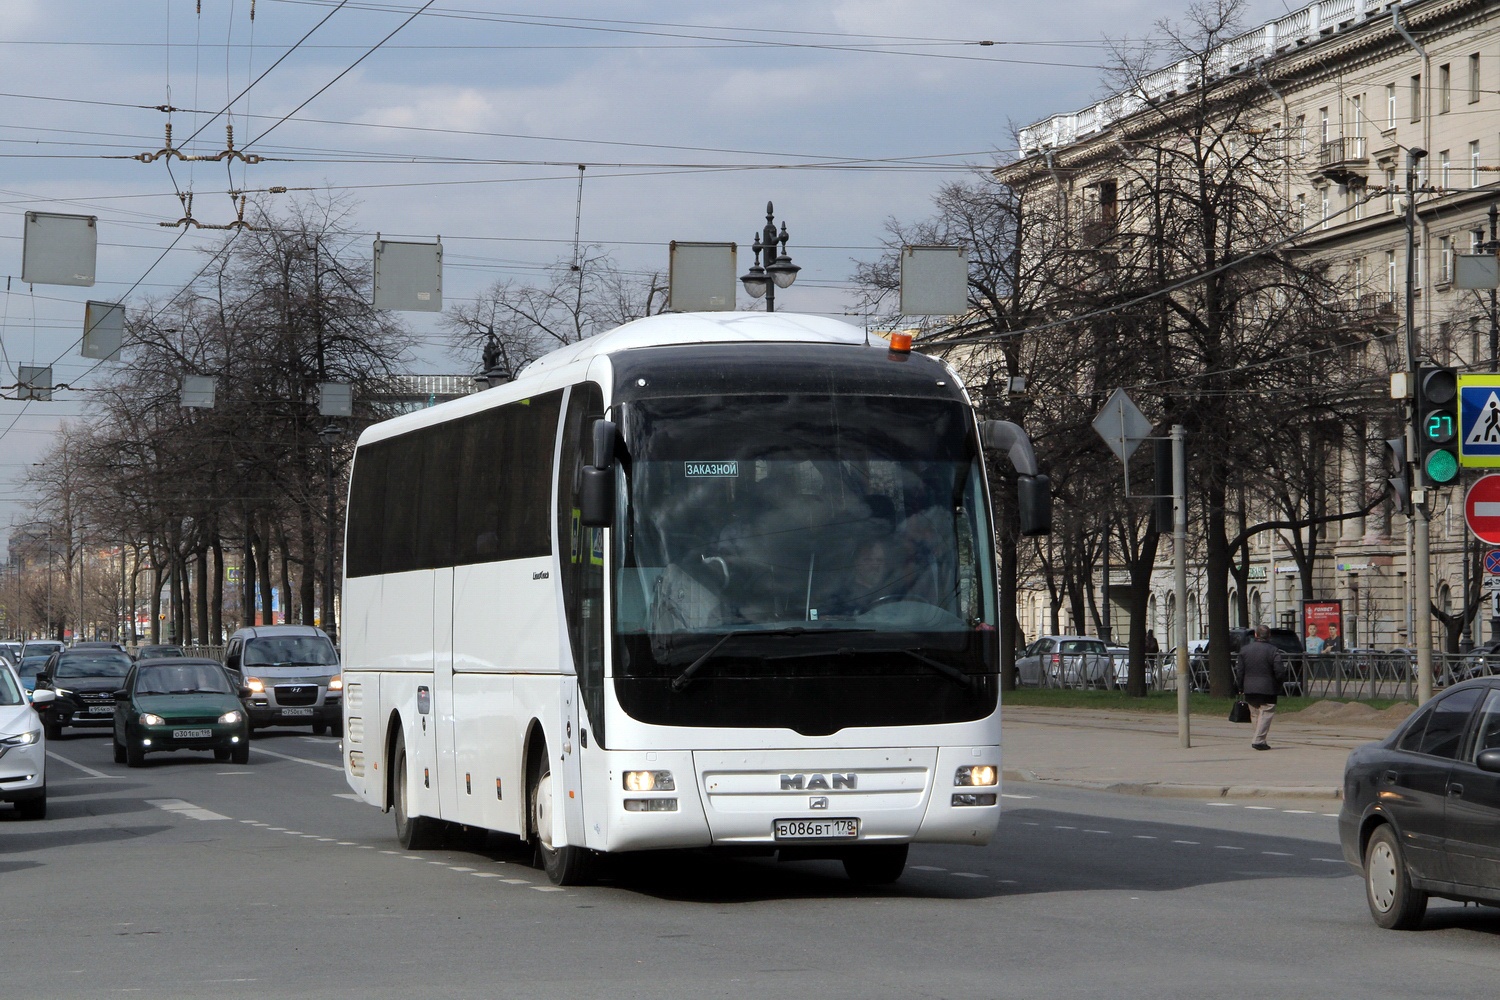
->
[[1384, 435, 1411, 514], [1153, 438, 1173, 533], [1416, 366, 1459, 486]]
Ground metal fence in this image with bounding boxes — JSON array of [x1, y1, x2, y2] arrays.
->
[[1027, 650, 1492, 702]]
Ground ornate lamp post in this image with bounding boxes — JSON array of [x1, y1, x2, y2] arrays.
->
[[739, 201, 800, 312]]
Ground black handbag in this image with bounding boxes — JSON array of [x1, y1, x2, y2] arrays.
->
[[1228, 699, 1251, 724]]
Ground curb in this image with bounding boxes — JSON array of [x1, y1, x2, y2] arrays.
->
[[1001, 768, 1342, 800]]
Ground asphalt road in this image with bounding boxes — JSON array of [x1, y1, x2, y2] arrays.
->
[[6, 728, 1500, 1000]]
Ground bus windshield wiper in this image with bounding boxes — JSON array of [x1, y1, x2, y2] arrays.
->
[[872, 647, 975, 690], [669, 626, 873, 693]]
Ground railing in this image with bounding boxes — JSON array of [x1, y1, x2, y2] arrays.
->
[[1319, 135, 1368, 166]]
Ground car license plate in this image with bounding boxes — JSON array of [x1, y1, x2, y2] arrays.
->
[[773, 818, 859, 840], [173, 729, 212, 739], [88, 706, 114, 714], [281, 707, 314, 717]]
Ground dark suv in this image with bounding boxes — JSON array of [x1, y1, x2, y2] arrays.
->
[[33, 648, 134, 738], [1228, 627, 1306, 695]]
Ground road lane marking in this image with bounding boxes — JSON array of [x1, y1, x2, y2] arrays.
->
[[952, 872, 985, 878], [1215, 846, 1245, 851], [333, 793, 361, 800], [999, 793, 1034, 799], [532, 886, 565, 892], [46, 751, 109, 779], [911, 865, 946, 872], [472, 872, 503, 878], [1244, 806, 1273, 811], [1262, 851, 1293, 857], [1172, 840, 1199, 845], [1312, 858, 1343, 863], [145, 798, 229, 821], [251, 746, 342, 772], [1133, 835, 1157, 840]]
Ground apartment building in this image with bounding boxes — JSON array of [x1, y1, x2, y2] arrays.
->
[[995, 0, 1500, 650]]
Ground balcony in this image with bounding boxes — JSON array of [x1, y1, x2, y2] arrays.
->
[[1315, 135, 1368, 185]]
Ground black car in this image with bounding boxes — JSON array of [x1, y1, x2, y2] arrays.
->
[[1339, 677, 1500, 928], [33, 649, 134, 738]]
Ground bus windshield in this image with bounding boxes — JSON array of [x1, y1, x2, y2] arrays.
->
[[611, 391, 997, 732]]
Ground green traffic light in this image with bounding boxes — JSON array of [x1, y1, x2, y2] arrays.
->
[[1426, 449, 1459, 485]]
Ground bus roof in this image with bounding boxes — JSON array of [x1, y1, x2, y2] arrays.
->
[[516, 311, 870, 378]]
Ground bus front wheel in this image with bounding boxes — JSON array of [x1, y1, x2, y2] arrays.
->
[[393, 730, 441, 850], [529, 748, 591, 886]]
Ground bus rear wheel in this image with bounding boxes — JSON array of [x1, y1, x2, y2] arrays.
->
[[842, 844, 908, 885], [393, 730, 441, 850], [529, 748, 591, 886]]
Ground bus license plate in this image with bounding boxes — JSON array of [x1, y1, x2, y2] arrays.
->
[[774, 818, 859, 840], [173, 729, 212, 739], [281, 707, 314, 717]]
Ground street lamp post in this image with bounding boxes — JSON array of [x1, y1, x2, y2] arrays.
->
[[317, 421, 343, 643], [1405, 147, 1433, 704], [739, 201, 800, 311]]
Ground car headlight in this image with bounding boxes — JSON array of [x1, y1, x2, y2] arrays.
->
[[138, 713, 165, 726], [0, 729, 41, 747], [245, 678, 265, 694], [955, 764, 997, 787], [218, 710, 244, 724], [327, 675, 343, 691]]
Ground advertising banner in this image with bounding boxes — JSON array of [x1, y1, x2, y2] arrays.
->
[[1302, 600, 1343, 654]]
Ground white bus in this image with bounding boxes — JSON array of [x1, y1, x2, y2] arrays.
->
[[340, 311, 1047, 885]]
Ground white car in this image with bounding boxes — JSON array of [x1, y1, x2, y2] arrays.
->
[[1016, 636, 1111, 687], [0, 659, 52, 819]]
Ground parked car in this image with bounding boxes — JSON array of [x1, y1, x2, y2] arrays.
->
[[32, 648, 133, 739], [223, 625, 342, 736], [0, 659, 52, 818], [1016, 636, 1110, 687], [133, 644, 185, 660], [112, 657, 250, 767], [1340, 676, 1500, 928]]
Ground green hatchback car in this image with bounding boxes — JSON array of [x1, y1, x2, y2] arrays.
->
[[113, 658, 251, 766]]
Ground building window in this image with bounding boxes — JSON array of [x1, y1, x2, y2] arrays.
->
[[1440, 149, 1451, 189], [1387, 250, 1398, 303], [1473, 141, 1483, 188], [1297, 193, 1306, 230], [1353, 258, 1365, 296], [1386, 83, 1397, 129], [1294, 114, 1306, 158], [1386, 167, 1397, 211], [1320, 107, 1330, 144], [1440, 63, 1451, 114], [1471, 53, 1482, 104], [1440, 236, 1453, 285], [1321, 188, 1330, 229], [1411, 74, 1422, 122], [1350, 95, 1363, 140]]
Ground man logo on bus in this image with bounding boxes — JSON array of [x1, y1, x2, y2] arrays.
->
[[780, 773, 856, 790]]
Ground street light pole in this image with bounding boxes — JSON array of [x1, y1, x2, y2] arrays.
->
[[318, 421, 342, 643], [1406, 147, 1434, 704], [739, 202, 800, 311]]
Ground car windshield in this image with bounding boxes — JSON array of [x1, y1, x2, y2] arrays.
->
[[135, 663, 232, 696], [0, 670, 22, 706], [243, 636, 338, 667], [54, 653, 132, 679], [1060, 641, 1104, 654]]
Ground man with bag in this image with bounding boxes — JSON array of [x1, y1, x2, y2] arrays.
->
[[1233, 625, 1285, 751]]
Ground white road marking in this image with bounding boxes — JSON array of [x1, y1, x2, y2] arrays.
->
[[251, 746, 342, 772], [1133, 835, 1157, 840], [532, 886, 565, 892], [1172, 840, 1199, 845], [1206, 802, 1234, 808], [1262, 851, 1293, 857], [46, 751, 109, 779], [999, 793, 1035, 799], [500, 878, 530, 884], [333, 793, 361, 800], [952, 872, 985, 878], [1283, 809, 1314, 814], [911, 865, 946, 872], [216, 771, 251, 776], [1215, 846, 1245, 851], [449, 866, 475, 872], [472, 872, 503, 878], [1244, 806, 1273, 811], [145, 798, 229, 821], [1083, 829, 1110, 834], [1312, 858, 1344, 863]]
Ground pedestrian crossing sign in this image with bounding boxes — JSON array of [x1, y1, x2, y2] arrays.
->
[[1459, 374, 1500, 467]]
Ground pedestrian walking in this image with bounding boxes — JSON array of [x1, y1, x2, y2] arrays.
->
[[1233, 624, 1286, 750]]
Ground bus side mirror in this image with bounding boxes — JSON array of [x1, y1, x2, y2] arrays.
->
[[580, 419, 618, 527], [1017, 474, 1052, 537]]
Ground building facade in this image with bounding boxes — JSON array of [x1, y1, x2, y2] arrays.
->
[[997, 0, 1500, 652]]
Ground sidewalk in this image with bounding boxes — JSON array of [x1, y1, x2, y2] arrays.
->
[[1001, 705, 1398, 800]]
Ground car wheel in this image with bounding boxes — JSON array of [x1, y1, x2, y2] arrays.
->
[[393, 730, 441, 850], [113, 739, 126, 764], [126, 740, 145, 768], [14, 788, 45, 821], [214, 747, 232, 762], [330, 717, 344, 738], [1365, 824, 1428, 930], [529, 745, 591, 885], [231, 742, 249, 765], [312, 722, 327, 736], [842, 844, 908, 885], [44, 718, 62, 741]]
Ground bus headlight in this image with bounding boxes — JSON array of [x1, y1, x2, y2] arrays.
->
[[623, 770, 675, 792], [955, 765, 997, 786]]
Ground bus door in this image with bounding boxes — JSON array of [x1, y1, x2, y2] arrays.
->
[[434, 565, 460, 820]]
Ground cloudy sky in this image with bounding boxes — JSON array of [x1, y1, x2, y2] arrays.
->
[[0, 0, 1296, 546]]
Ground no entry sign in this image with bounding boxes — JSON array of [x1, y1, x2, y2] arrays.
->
[[1465, 474, 1500, 545]]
